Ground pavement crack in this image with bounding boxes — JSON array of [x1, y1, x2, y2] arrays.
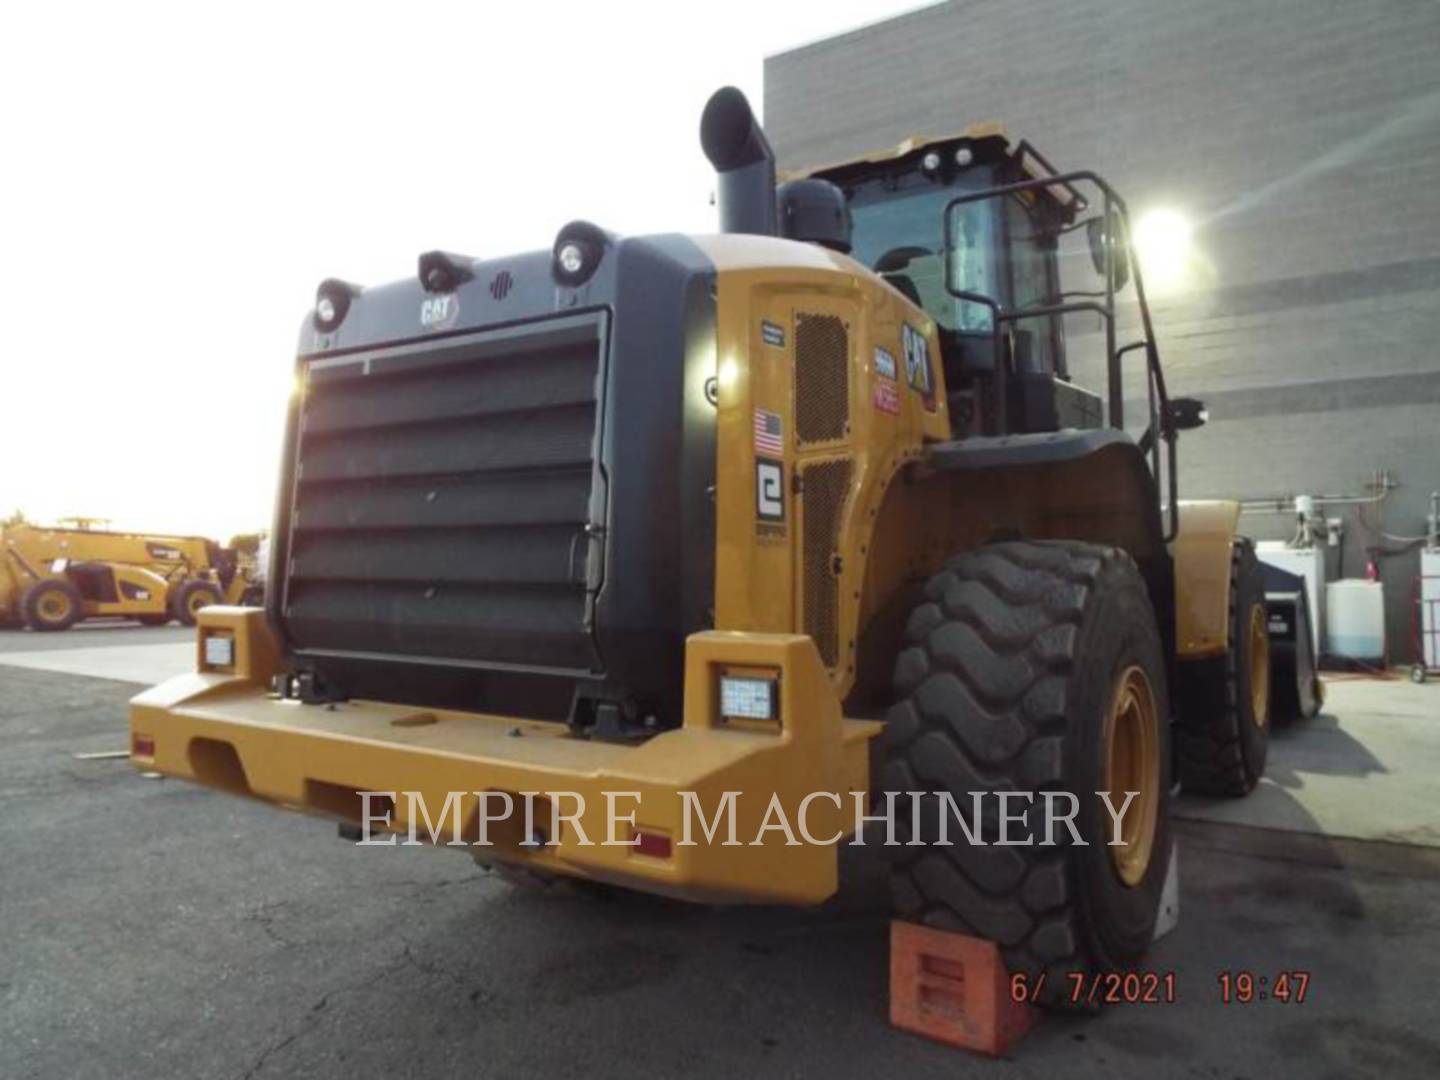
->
[[233, 956, 408, 1080], [241, 900, 302, 949], [238, 1027, 308, 1080], [397, 940, 469, 990]]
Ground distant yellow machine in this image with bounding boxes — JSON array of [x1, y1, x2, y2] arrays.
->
[[0, 520, 258, 631]]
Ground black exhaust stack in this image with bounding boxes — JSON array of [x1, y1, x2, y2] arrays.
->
[[700, 87, 777, 236]]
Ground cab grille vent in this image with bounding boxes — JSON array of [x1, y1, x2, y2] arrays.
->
[[801, 458, 852, 667], [794, 313, 849, 444]]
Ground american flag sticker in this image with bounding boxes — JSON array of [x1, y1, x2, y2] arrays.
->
[[753, 408, 784, 454]]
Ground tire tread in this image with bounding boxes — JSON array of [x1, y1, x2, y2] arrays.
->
[[884, 540, 1158, 1004], [1176, 540, 1267, 796]]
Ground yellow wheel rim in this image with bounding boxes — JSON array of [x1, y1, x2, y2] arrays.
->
[[188, 592, 210, 616], [1248, 603, 1270, 728], [39, 592, 72, 621], [1104, 665, 1160, 888]]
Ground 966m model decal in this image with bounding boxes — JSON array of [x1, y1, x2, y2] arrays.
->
[[874, 345, 897, 381]]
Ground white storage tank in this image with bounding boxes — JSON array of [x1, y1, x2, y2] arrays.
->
[[1325, 580, 1386, 662], [1256, 542, 1325, 658]]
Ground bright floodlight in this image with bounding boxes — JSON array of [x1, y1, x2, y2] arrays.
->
[[1133, 208, 1193, 293]]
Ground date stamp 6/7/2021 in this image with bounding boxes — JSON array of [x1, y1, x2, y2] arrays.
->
[[1011, 971, 1178, 1006]]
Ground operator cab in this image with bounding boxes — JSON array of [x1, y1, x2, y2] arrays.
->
[[787, 130, 1114, 439]]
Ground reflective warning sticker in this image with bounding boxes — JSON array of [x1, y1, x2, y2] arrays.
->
[[873, 380, 900, 414]]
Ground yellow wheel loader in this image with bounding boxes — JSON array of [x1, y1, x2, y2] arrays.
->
[[131, 88, 1320, 1003], [0, 521, 258, 630]]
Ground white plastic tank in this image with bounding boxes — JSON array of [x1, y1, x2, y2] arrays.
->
[[1256, 542, 1325, 658], [1325, 580, 1385, 662]]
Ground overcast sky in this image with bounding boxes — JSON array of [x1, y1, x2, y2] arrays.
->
[[1, 1, 927, 540]]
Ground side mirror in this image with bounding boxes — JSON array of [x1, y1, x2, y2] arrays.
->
[[1168, 397, 1208, 431], [1086, 213, 1131, 293]]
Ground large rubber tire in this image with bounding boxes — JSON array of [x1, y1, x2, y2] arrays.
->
[[21, 584, 84, 633], [172, 579, 223, 626], [137, 614, 172, 627], [22, 579, 85, 632], [1176, 540, 1270, 796], [881, 541, 1171, 1007]]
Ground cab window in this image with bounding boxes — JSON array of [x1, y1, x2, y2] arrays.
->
[[847, 168, 998, 333], [1004, 195, 1062, 374]]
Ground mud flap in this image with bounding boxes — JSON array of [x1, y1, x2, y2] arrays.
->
[[1261, 564, 1323, 723]]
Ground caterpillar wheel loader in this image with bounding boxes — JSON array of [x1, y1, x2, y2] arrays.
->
[[131, 88, 1320, 1003], [1, 521, 257, 631]]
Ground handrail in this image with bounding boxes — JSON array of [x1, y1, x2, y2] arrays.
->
[[940, 169, 1179, 541]]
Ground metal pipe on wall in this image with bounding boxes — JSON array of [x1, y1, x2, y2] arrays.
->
[[1236, 469, 1397, 515]]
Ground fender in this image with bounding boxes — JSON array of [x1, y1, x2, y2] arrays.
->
[[929, 434, 1243, 661], [1171, 500, 1240, 659], [849, 430, 1178, 709], [924, 429, 1171, 617]]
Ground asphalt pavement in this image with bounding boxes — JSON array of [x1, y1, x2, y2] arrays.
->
[[2, 638, 1438, 1079]]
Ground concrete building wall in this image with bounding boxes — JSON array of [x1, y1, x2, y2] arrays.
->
[[766, 0, 1440, 660]]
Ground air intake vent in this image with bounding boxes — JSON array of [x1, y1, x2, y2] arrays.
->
[[284, 312, 605, 673], [794, 313, 849, 444], [801, 458, 852, 668], [490, 270, 513, 300]]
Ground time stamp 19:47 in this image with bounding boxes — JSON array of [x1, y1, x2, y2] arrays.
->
[[1009, 970, 1312, 1006]]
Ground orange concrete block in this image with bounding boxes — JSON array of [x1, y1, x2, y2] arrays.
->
[[889, 920, 1038, 1056]]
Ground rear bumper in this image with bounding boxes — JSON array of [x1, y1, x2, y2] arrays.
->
[[129, 608, 881, 904]]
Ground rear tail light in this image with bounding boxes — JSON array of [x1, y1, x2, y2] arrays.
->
[[132, 734, 155, 759], [633, 830, 672, 859]]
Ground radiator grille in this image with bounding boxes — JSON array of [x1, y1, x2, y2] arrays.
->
[[801, 459, 852, 668], [794, 313, 850, 444], [285, 315, 604, 672]]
